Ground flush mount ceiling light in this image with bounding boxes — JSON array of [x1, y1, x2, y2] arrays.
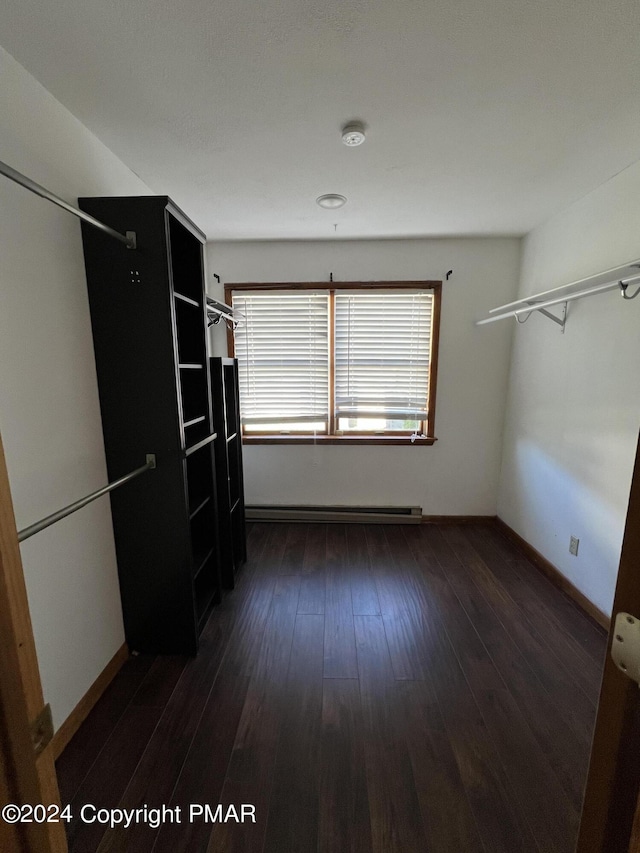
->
[[316, 193, 347, 209], [341, 122, 366, 146]]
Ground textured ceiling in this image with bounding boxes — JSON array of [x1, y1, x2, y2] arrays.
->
[[1, 0, 639, 240]]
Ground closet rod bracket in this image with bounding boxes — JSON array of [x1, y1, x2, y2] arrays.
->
[[538, 303, 566, 332], [515, 302, 567, 332], [620, 280, 640, 300]]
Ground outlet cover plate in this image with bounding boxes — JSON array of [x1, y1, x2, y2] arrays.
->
[[570, 536, 579, 556]]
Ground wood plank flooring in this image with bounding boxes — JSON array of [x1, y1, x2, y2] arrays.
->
[[56, 522, 607, 853]]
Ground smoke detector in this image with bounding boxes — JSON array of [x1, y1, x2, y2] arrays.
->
[[316, 194, 347, 209], [342, 122, 366, 146]]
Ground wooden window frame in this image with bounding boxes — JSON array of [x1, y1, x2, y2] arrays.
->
[[225, 281, 441, 446]]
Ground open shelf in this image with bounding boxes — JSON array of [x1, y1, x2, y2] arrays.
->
[[175, 298, 206, 365], [168, 214, 205, 303], [210, 357, 246, 590], [180, 367, 208, 419], [193, 545, 215, 579], [174, 292, 199, 308], [184, 432, 216, 457], [223, 363, 240, 436], [195, 568, 218, 626], [184, 417, 210, 447], [184, 414, 206, 428], [189, 464, 216, 581], [186, 443, 215, 511], [189, 495, 211, 521], [175, 288, 210, 446]]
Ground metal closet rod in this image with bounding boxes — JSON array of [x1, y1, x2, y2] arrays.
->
[[206, 296, 244, 328], [476, 275, 640, 326], [0, 159, 136, 249], [18, 455, 156, 543]]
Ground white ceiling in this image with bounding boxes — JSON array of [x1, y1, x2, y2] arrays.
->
[[1, 0, 639, 240]]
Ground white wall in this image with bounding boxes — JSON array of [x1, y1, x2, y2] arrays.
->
[[0, 49, 153, 729], [498, 158, 640, 617], [208, 238, 520, 514]]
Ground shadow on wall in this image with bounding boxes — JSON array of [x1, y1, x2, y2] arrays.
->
[[511, 438, 632, 615]]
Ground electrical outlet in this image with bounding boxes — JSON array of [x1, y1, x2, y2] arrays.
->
[[569, 536, 579, 556]]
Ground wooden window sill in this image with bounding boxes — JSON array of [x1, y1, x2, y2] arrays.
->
[[241, 435, 438, 446]]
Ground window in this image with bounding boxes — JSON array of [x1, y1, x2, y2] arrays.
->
[[226, 282, 441, 445], [231, 291, 329, 433]]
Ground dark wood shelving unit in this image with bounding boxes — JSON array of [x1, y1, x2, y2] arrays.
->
[[79, 195, 221, 655], [210, 357, 246, 588]]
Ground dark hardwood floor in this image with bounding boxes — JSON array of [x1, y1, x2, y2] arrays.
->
[[56, 522, 607, 853]]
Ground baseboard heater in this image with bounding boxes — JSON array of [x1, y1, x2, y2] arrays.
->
[[245, 505, 422, 524]]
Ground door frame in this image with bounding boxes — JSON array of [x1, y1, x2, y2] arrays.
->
[[0, 431, 67, 852], [577, 429, 640, 853]]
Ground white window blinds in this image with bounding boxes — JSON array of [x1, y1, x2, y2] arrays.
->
[[334, 290, 433, 420], [232, 291, 329, 425]]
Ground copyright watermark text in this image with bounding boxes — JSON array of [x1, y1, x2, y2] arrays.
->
[[1, 802, 256, 828]]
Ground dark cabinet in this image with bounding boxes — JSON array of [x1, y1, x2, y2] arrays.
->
[[210, 358, 246, 588], [79, 196, 220, 654]]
